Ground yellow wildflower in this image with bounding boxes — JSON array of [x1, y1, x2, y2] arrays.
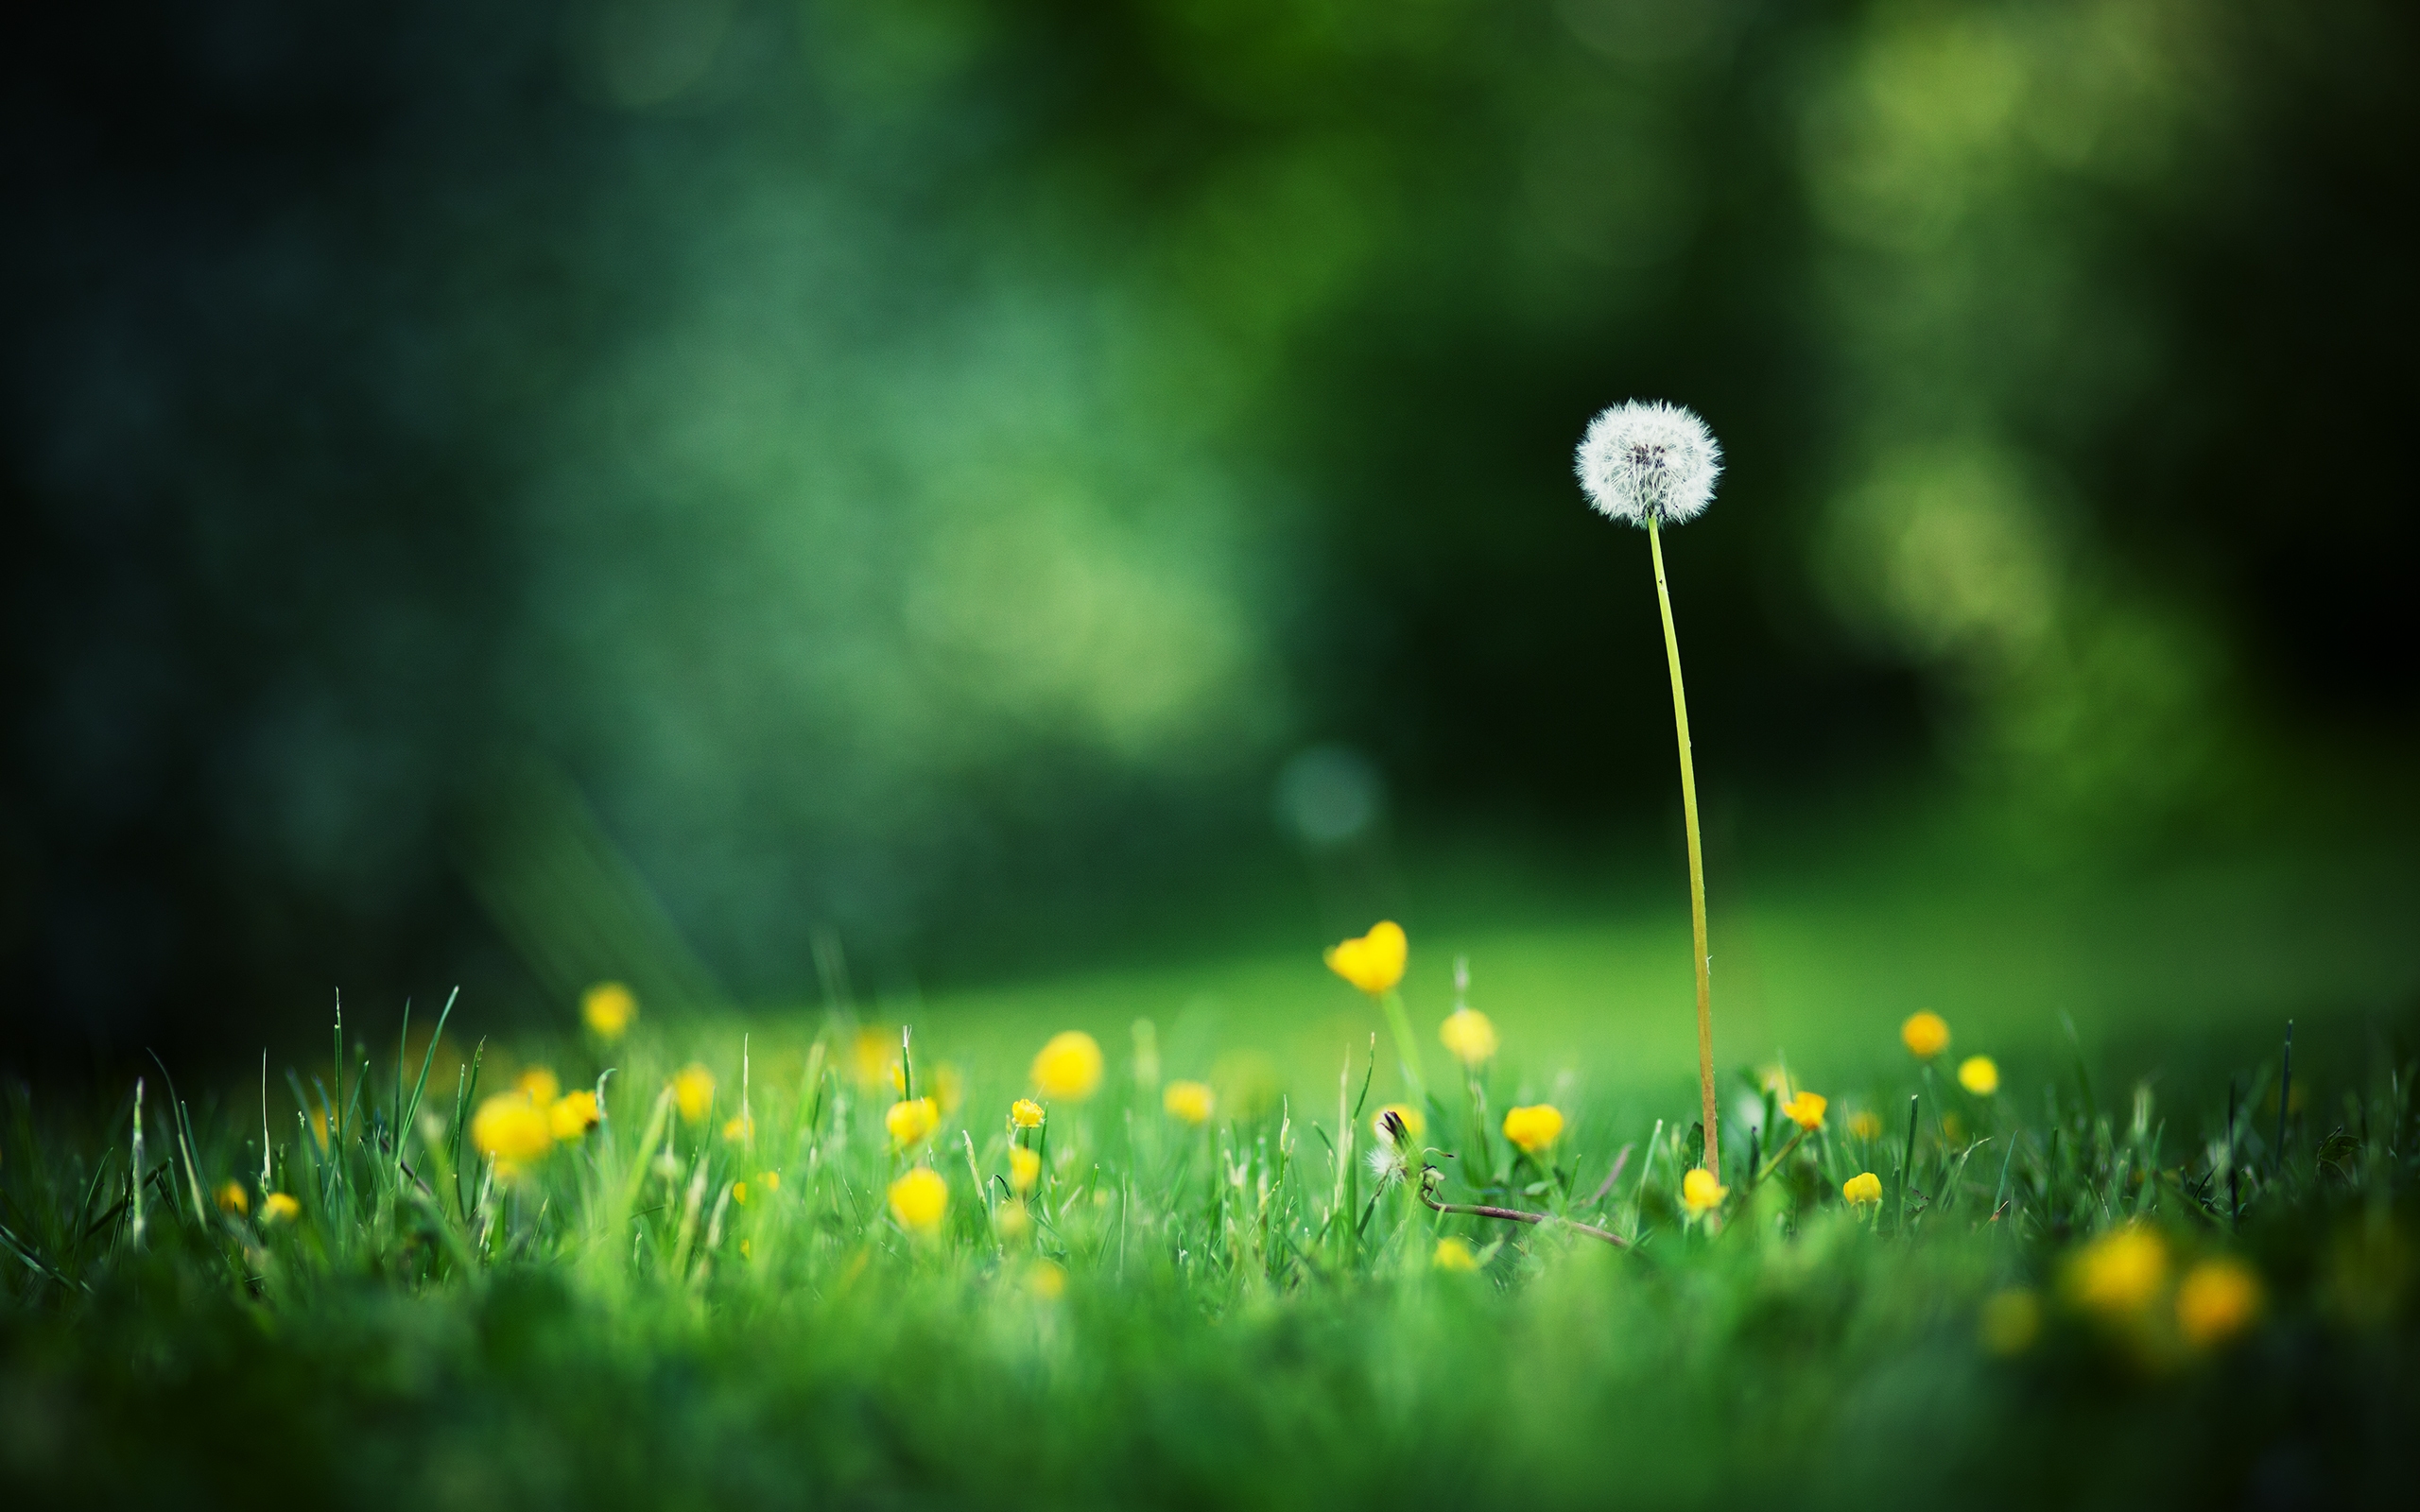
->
[[1959, 1056, 2000, 1096], [1163, 1080, 1216, 1125], [931, 1062, 965, 1113], [1438, 1007, 1499, 1068], [581, 981, 636, 1040], [2176, 1258, 2261, 1348], [215, 1180, 250, 1215], [1782, 1091, 1827, 1130], [1010, 1098, 1046, 1130], [1323, 920, 1408, 995], [471, 1091, 554, 1162], [1432, 1237, 1480, 1272], [516, 1068, 561, 1107], [887, 1096, 941, 1148], [1500, 1104, 1564, 1155], [723, 1110, 754, 1143], [1841, 1171, 1884, 1207], [2066, 1226, 2169, 1315], [1375, 1102, 1426, 1141], [261, 1192, 301, 1223], [887, 1167, 948, 1234], [549, 1090, 600, 1140], [849, 1027, 897, 1091], [672, 1063, 716, 1124], [1901, 1011, 1950, 1058], [732, 1180, 750, 1206], [1008, 1146, 1042, 1194], [1847, 1109, 1882, 1141], [1030, 1031, 1104, 1101], [760, 1170, 780, 1193], [1682, 1166, 1728, 1216], [1979, 1288, 2043, 1355], [1027, 1259, 1066, 1299]]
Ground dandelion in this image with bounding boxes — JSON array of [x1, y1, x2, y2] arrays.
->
[[887, 1167, 949, 1234], [1682, 1166, 1728, 1217], [1432, 1237, 1480, 1272], [517, 1068, 561, 1106], [1979, 1289, 2043, 1355], [732, 1180, 750, 1206], [471, 1091, 554, 1162], [1008, 1146, 1043, 1194], [1848, 1109, 1883, 1141], [1901, 1012, 1950, 1058], [672, 1064, 716, 1124], [1027, 1259, 1067, 1299], [2066, 1226, 2169, 1316], [2176, 1258, 2261, 1347], [1030, 1032, 1104, 1101], [260, 1192, 301, 1223], [550, 1090, 601, 1139], [1163, 1080, 1216, 1125], [1374, 1102, 1426, 1141], [1842, 1171, 1884, 1207], [1782, 1091, 1827, 1130], [1323, 920, 1407, 995], [1438, 1007, 1498, 1068], [1501, 1104, 1564, 1156], [1368, 1106, 1414, 1186], [887, 1096, 941, 1148], [722, 1110, 754, 1143], [1959, 1056, 2000, 1096], [760, 1171, 780, 1193], [1010, 1098, 1046, 1130], [215, 1180, 249, 1215], [581, 981, 637, 1040], [1579, 401, 1725, 1180]]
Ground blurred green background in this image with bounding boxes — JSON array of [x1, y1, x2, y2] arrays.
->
[[3, 0, 2414, 1063]]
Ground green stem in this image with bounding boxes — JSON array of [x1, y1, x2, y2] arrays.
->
[[1649, 520, 1720, 1178], [1377, 988, 1426, 1106]]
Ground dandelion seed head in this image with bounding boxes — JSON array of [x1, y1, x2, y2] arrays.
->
[[1575, 400, 1722, 527], [1367, 1142, 1409, 1187]]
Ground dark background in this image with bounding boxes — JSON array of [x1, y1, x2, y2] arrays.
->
[[5, 0, 2414, 1061]]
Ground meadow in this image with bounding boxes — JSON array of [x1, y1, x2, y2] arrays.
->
[[3, 836, 2414, 1510]]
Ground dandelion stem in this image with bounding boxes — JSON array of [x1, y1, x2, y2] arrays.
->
[[1376, 988, 1426, 1106], [1417, 1177, 1627, 1248], [1649, 519, 1719, 1178]]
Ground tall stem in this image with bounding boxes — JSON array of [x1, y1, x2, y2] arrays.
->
[[1649, 520, 1720, 1178]]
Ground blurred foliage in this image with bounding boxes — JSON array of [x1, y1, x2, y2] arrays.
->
[[3, 0, 2414, 1047]]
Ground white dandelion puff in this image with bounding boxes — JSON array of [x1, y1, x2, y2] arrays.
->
[[1575, 401, 1722, 527], [1367, 1141, 1409, 1188]]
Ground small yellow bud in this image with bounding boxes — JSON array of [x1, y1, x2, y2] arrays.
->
[[1901, 1011, 1950, 1058], [1010, 1098, 1046, 1129], [1781, 1091, 1827, 1130], [1958, 1056, 2000, 1096], [1162, 1080, 1216, 1125], [732, 1180, 750, 1206], [516, 1068, 561, 1108], [1026, 1259, 1066, 1299], [761, 1171, 780, 1192], [1323, 921, 1408, 996], [1030, 1032, 1104, 1101], [1374, 1102, 1425, 1141], [887, 1167, 949, 1234], [215, 1180, 250, 1215], [672, 1064, 716, 1124], [581, 982, 637, 1040], [1847, 1109, 1883, 1141], [261, 1192, 301, 1223], [849, 1027, 897, 1091], [1842, 1171, 1884, 1207], [1432, 1237, 1480, 1272], [1438, 1007, 1498, 1068], [993, 1201, 1031, 1240], [548, 1090, 600, 1140], [1500, 1104, 1564, 1155], [722, 1110, 754, 1143], [2176, 1258, 2261, 1347], [2066, 1226, 2168, 1315], [886, 1096, 940, 1148], [1008, 1146, 1042, 1194], [1682, 1166, 1728, 1216]]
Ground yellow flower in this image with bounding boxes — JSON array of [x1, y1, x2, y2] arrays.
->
[[1682, 1166, 1728, 1216], [887, 1167, 949, 1233], [722, 1110, 754, 1143], [472, 1091, 554, 1162], [761, 1170, 780, 1193], [215, 1180, 250, 1215], [672, 1063, 716, 1124], [887, 1096, 941, 1148], [1030, 1031, 1104, 1101], [2066, 1226, 2169, 1315], [581, 981, 637, 1040], [1027, 1259, 1066, 1299], [1432, 1237, 1480, 1272], [1437, 1007, 1498, 1068], [1375, 1102, 1426, 1141], [1500, 1104, 1564, 1155], [1008, 1146, 1042, 1194], [1847, 1109, 1882, 1141], [1901, 1011, 1951, 1058], [1958, 1056, 2000, 1096], [1841, 1171, 1884, 1207], [849, 1027, 897, 1091], [732, 1180, 750, 1206], [1010, 1098, 1046, 1130], [1323, 920, 1408, 996], [1782, 1091, 1827, 1130], [516, 1068, 561, 1107], [1163, 1080, 1216, 1125], [1979, 1289, 2043, 1356], [931, 1062, 965, 1113], [260, 1192, 301, 1223], [2176, 1258, 2261, 1348], [993, 1200, 1031, 1239], [549, 1090, 600, 1139]]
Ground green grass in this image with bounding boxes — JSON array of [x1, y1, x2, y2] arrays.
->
[[3, 844, 2417, 1508]]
